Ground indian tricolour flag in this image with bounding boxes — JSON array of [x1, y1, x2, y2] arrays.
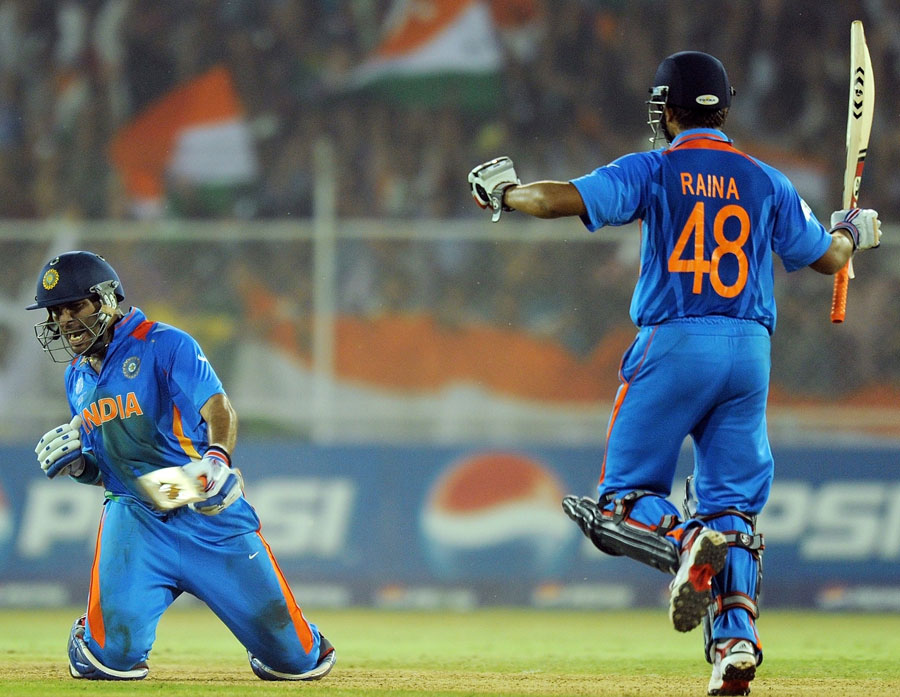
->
[[348, 0, 503, 111], [109, 66, 258, 218]]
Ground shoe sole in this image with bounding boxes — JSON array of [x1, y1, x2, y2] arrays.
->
[[708, 682, 751, 696], [706, 666, 756, 697], [248, 640, 335, 681], [300, 651, 335, 681], [669, 530, 728, 632], [708, 651, 756, 695], [300, 640, 336, 681], [723, 660, 755, 684]]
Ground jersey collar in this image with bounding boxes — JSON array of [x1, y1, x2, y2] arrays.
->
[[669, 128, 732, 148], [71, 306, 144, 372], [111, 306, 144, 337]]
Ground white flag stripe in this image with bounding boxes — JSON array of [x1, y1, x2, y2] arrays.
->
[[351, 1, 501, 86], [169, 119, 258, 183]]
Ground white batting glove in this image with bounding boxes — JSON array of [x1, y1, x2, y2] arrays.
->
[[35, 415, 86, 479], [468, 156, 520, 222], [182, 446, 243, 515], [830, 208, 881, 251]]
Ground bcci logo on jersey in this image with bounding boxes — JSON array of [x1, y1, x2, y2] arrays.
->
[[122, 356, 141, 379]]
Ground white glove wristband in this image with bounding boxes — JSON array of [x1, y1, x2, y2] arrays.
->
[[830, 208, 881, 251], [468, 157, 520, 222]]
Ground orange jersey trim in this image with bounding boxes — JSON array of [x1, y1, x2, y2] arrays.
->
[[668, 136, 735, 153], [172, 404, 201, 460], [87, 507, 108, 648], [130, 319, 156, 341], [256, 530, 315, 653], [667, 527, 687, 543], [666, 135, 761, 168], [598, 326, 658, 485]]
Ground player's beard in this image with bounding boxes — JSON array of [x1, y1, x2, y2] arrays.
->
[[62, 322, 97, 355], [61, 313, 113, 359], [661, 116, 676, 144]]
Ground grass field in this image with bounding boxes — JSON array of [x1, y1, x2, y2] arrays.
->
[[2, 606, 898, 696]]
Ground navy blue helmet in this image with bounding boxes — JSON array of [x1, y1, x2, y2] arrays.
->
[[27, 251, 124, 310], [647, 51, 734, 148], [652, 51, 733, 111], [27, 251, 125, 362]]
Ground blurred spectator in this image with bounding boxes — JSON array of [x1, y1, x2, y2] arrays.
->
[[0, 0, 893, 222], [1, 0, 898, 405]]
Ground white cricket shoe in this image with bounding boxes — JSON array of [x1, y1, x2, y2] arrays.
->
[[668, 528, 727, 632], [708, 638, 757, 695], [248, 635, 336, 681]]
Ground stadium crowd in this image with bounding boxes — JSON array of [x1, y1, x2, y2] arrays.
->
[[1, 0, 897, 220], [1, 0, 898, 405]]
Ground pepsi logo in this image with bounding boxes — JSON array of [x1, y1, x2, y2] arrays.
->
[[420, 452, 577, 580]]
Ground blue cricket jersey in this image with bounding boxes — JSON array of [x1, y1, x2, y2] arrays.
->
[[64, 307, 225, 505], [571, 129, 832, 333], [64, 310, 321, 674]]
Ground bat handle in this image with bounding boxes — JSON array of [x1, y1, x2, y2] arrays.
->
[[831, 264, 850, 323]]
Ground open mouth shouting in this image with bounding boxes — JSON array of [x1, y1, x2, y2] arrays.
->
[[62, 322, 96, 353]]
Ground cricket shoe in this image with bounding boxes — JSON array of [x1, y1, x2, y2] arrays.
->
[[248, 635, 336, 681], [668, 527, 727, 632], [68, 615, 149, 680], [708, 639, 757, 695], [303, 635, 336, 680]]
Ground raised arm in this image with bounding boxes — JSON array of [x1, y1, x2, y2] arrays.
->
[[503, 181, 587, 219], [468, 157, 586, 222]]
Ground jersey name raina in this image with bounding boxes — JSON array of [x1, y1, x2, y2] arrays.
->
[[64, 306, 224, 500], [571, 129, 832, 334]]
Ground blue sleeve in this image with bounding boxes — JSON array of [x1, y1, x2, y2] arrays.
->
[[63, 363, 78, 416], [157, 326, 224, 413], [570, 152, 656, 231], [766, 166, 832, 272]]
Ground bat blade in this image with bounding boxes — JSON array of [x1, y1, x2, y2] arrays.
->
[[831, 20, 874, 323], [136, 466, 206, 510]]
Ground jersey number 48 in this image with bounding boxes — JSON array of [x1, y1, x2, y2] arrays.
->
[[668, 201, 749, 298]]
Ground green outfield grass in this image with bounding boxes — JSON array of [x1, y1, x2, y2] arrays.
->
[[1, 606, 898, 696]]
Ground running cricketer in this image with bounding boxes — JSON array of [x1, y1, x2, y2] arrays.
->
[[468, 51, 881, 696], [28, 250, 336, 681]]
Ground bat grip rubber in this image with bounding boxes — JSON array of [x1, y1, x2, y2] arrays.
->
[[831, 265, 849, 323]]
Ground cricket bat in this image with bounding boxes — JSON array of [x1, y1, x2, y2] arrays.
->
[[831, 20, 874, 323]]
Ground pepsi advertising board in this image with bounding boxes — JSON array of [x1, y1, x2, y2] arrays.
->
[[0, 442, 898, 610]]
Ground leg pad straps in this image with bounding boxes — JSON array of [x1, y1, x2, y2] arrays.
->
[[563, 494, 680, 575]]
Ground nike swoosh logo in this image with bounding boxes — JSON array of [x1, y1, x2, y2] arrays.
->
[[248, 551, 259, 559]]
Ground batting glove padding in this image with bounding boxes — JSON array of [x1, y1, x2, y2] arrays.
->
[[830, 208, 881, 251], [183, 446, 243, 515], [35, 415, 86, 479], [468, 156, 520, 222]]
